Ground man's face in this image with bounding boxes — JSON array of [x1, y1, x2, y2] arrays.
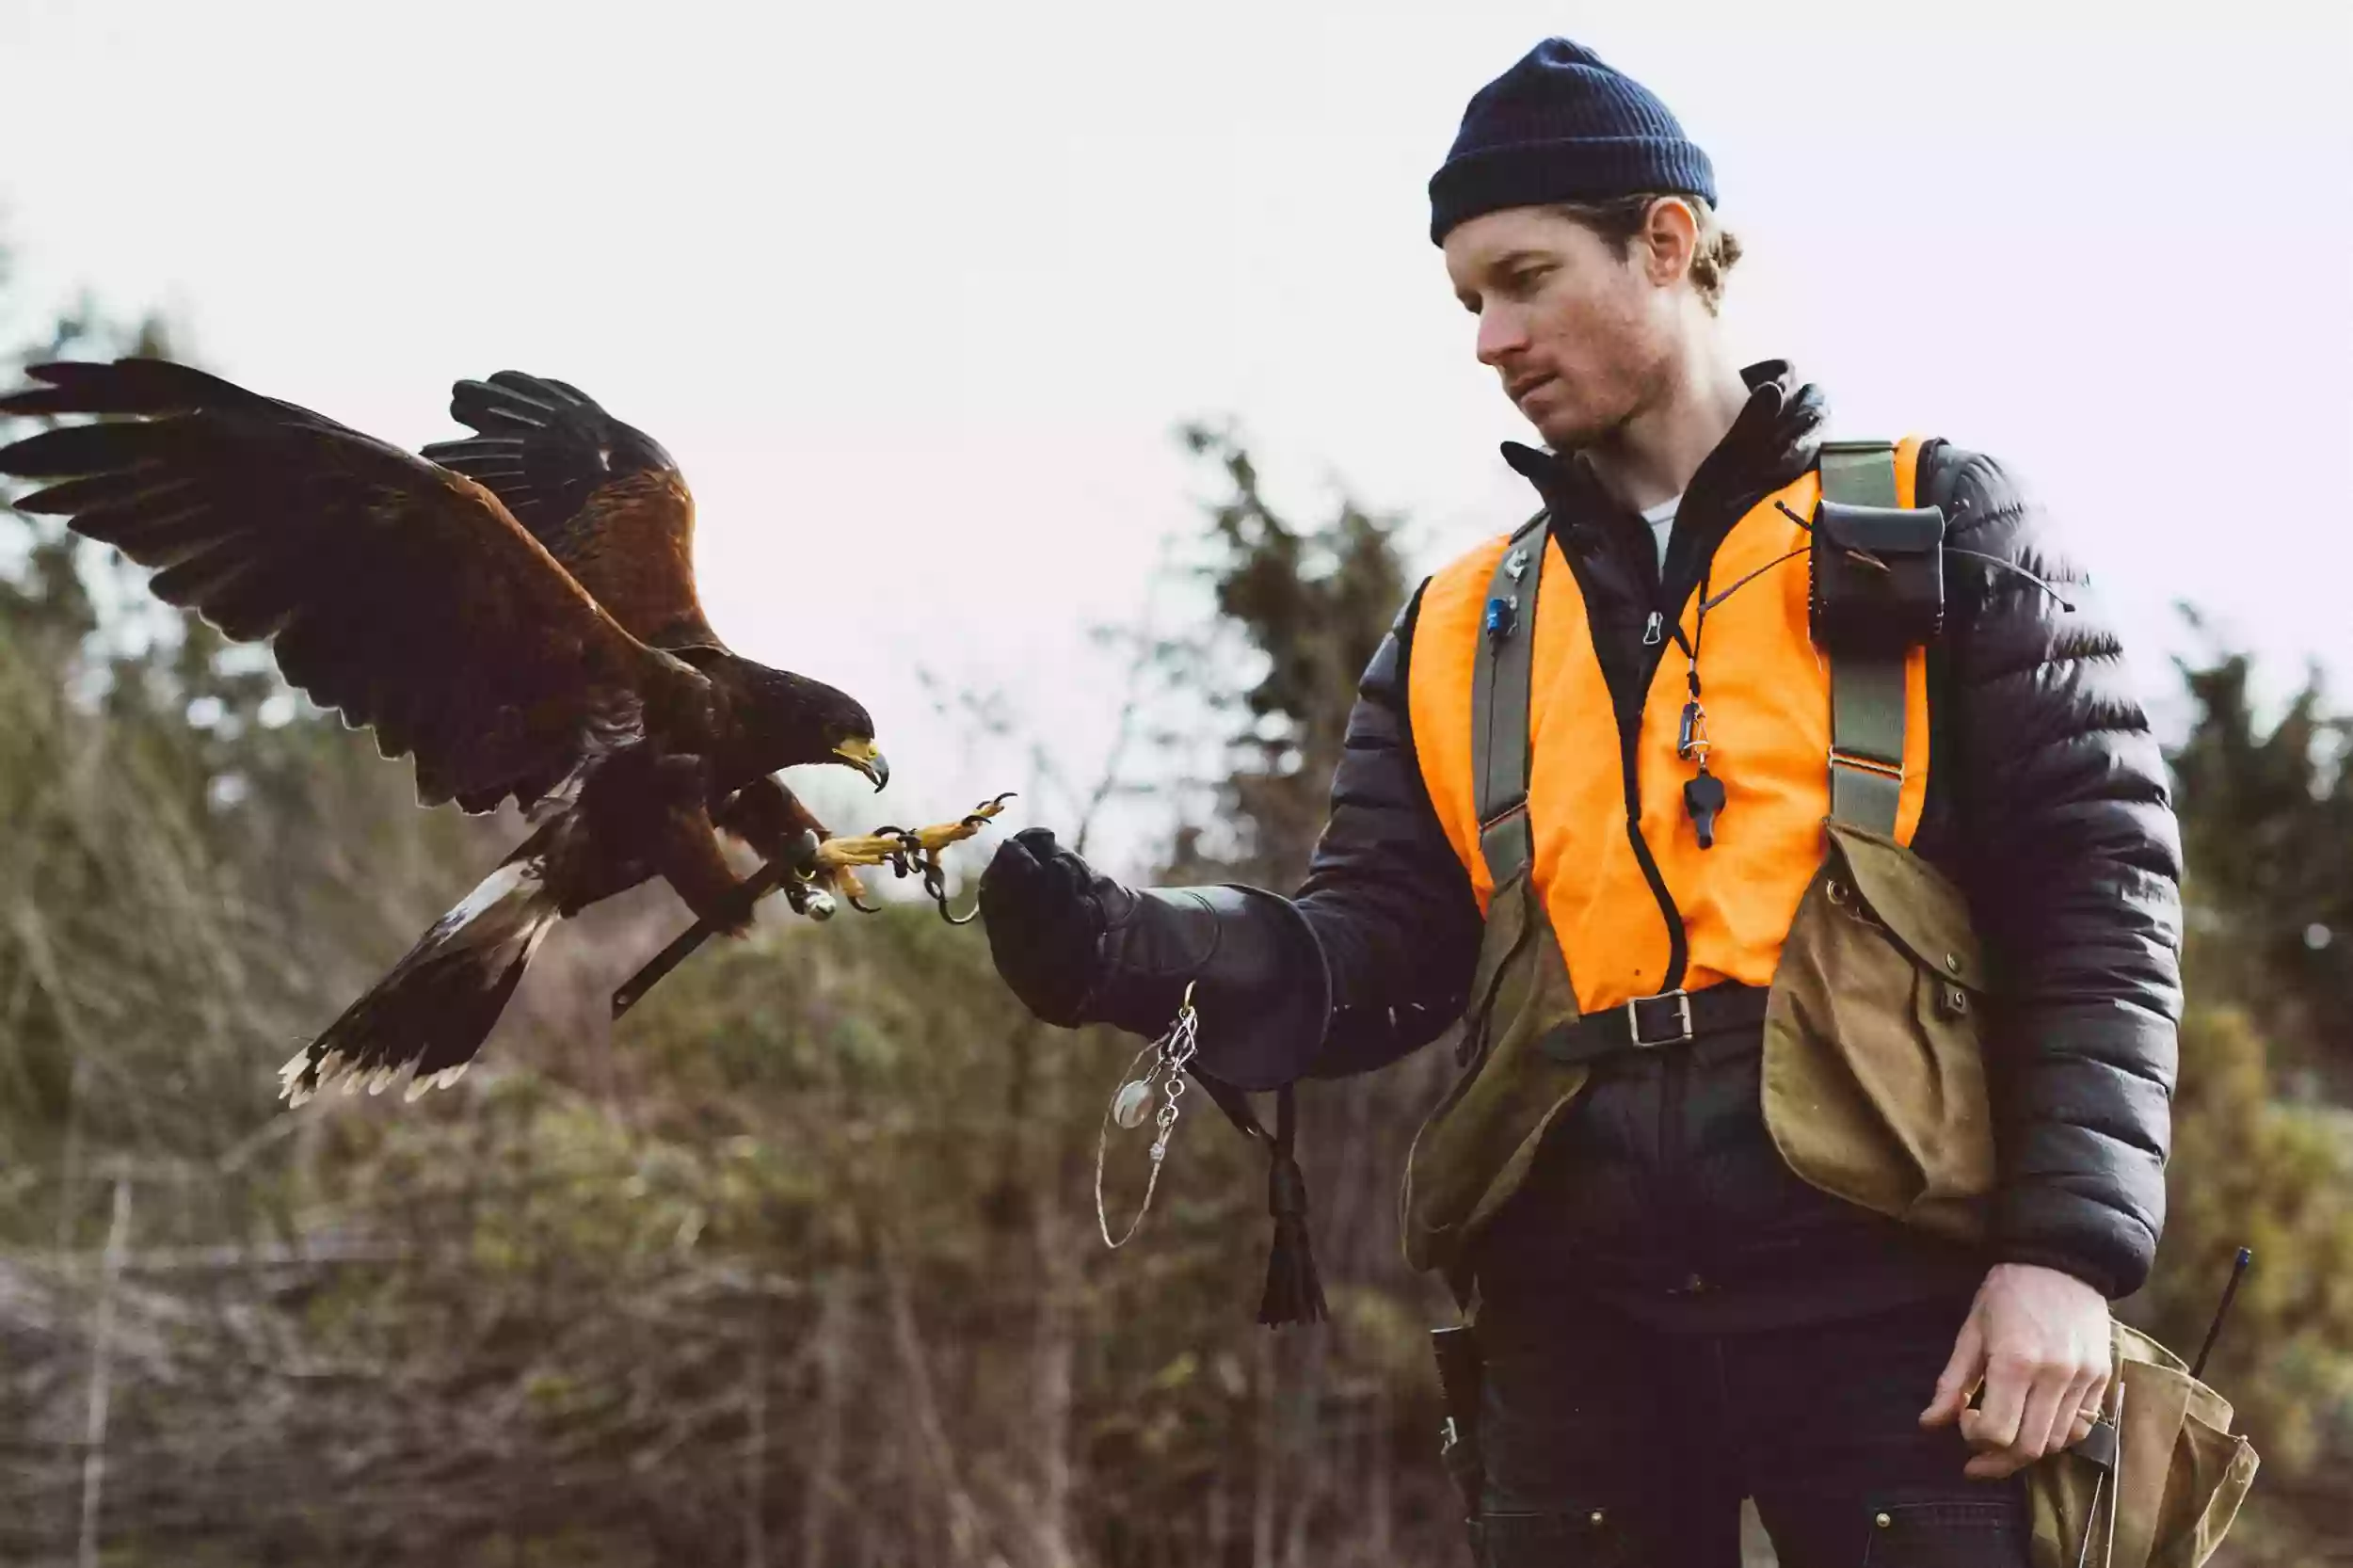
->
[[1443, 205, 1677, 452]]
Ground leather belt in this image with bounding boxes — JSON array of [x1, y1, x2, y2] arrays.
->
[[1536, 983, 1771, 1067]]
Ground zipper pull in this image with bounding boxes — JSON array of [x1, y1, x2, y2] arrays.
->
[[1642, 611, 1664, 647]]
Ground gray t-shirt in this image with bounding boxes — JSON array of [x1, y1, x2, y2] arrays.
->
[[1641, 494, 1682, 572]]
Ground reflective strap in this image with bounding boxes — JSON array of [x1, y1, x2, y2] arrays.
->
[[1818, 439, 1901, 508], [1819, 441, 1907, 836], [1470, 514, 1548, 886], [1830, 655, 1907, 834]]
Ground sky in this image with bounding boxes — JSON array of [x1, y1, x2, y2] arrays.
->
[[3, 0, 2348, 873]]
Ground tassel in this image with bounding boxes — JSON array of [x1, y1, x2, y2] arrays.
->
[[1187, 1073, 1327, 1326], [1256, 1086, 1326, 1327]]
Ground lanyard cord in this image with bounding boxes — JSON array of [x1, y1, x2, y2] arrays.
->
[[1769, 498, 2077, 612], [1665, 539, 1816, 723], [1664, 532, 1811, 786], [1656, 503, 1832, 846], [1665, 564, 1713, 718]]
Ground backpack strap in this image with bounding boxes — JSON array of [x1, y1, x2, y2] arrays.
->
[[1469, 513, 1550, 887], [1818, 440, 1909, 836]]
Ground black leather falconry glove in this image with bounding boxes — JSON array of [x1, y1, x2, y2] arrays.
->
[[976, 827, 1332, 1092], [976, 827, 1108, 1027], [981, 826, 1335, 1323]]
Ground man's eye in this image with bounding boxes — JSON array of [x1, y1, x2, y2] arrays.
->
[[1503, 266, 1548, 294]]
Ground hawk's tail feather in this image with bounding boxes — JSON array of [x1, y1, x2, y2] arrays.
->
[[280, 856, 561, 1106]]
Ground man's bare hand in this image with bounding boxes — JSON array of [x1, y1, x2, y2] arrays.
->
[[1918, 1262, 2111, 1480]]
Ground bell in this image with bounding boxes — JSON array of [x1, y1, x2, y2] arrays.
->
[[1112, 1079, 1155, 1129]]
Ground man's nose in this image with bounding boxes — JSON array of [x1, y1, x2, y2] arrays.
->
[[1476, 305, 1529, 368]]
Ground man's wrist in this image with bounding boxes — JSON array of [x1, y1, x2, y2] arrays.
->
[[1990, 1246, 2115, 1302]]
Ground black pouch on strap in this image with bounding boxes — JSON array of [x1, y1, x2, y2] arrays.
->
[[1809, 438, 1945, 658], [1809, 500, 1945, 655]]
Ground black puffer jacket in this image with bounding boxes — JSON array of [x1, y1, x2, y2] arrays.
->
[[1287, 362, 2182, 1310]]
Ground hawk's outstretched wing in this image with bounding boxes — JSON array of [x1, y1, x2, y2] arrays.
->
[[0, 359, 707, 814], [422, 373, 720, 652]]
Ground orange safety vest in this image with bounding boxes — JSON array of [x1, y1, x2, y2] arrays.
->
[[1406, 442, 1931, 1015]]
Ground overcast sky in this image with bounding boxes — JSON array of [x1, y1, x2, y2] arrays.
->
[[4, 0, 2347, 872]]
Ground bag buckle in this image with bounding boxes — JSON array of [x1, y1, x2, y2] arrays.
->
[[1624, 989, 1693, 1048]]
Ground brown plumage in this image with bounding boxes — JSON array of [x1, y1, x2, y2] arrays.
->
[[0, 359, 886, 1101], [423, 372, 719, 652]]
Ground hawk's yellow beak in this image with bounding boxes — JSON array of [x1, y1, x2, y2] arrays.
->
[[834, 737, 888, 792]]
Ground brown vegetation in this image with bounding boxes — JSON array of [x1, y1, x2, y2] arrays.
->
[[1, 282, 2346, 1566]]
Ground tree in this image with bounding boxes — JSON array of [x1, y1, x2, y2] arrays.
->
[[1160, 423, 1409, 891], [2166, 637, 2353, 1100], [2123, 632, 2353, 1555], [1147, 423, 1464, 1564]]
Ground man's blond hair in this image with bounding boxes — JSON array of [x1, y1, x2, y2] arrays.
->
[[1549, 193, 1743, 315]]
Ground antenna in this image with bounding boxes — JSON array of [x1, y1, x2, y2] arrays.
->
[[2190, 1246, 2253, 1381]]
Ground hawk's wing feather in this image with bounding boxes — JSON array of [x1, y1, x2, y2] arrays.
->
[[0, 359, 706, 815], [422, 371, 720, 652]]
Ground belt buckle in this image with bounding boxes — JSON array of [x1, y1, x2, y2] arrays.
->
[[1625, 988, 1693, 1048]]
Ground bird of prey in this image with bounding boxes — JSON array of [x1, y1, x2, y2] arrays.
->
[[0, 360, 960, 1103]]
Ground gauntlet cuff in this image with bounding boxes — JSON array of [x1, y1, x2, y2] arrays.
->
[[1086, 884, 1334, 1092]]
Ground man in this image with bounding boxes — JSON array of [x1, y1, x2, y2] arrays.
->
[[979, 38, 2180, 1566]]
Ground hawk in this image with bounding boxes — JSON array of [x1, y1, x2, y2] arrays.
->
[[0, 360, 956, 1102]]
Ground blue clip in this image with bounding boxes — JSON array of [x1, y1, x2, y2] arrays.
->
[[1484, 595, 1517, 643]]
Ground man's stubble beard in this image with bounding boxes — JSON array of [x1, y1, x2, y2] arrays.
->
[[1538, 342, 1679, 457]]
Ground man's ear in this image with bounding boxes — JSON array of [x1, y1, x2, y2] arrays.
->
[[1639, 197, 1700, 288]]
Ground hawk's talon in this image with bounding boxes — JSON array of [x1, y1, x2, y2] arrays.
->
[[803, 792, 1012, 923]]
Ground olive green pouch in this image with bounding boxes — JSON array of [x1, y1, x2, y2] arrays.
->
[[1399, 869, 1587, 1276], [2026, 1321, 2259, 1568], [1762, 817, 1996, 1242]]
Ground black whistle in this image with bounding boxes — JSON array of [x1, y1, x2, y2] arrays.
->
[[1684, 768, 1725, 848]]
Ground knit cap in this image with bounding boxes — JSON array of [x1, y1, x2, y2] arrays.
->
[[1430, 38, 1716, 245]]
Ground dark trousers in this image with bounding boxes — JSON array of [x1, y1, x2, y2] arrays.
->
[[1471, 1288, 2032, 1566]]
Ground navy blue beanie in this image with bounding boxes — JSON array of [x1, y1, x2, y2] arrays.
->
[[1429, 39, 1716, 245]]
